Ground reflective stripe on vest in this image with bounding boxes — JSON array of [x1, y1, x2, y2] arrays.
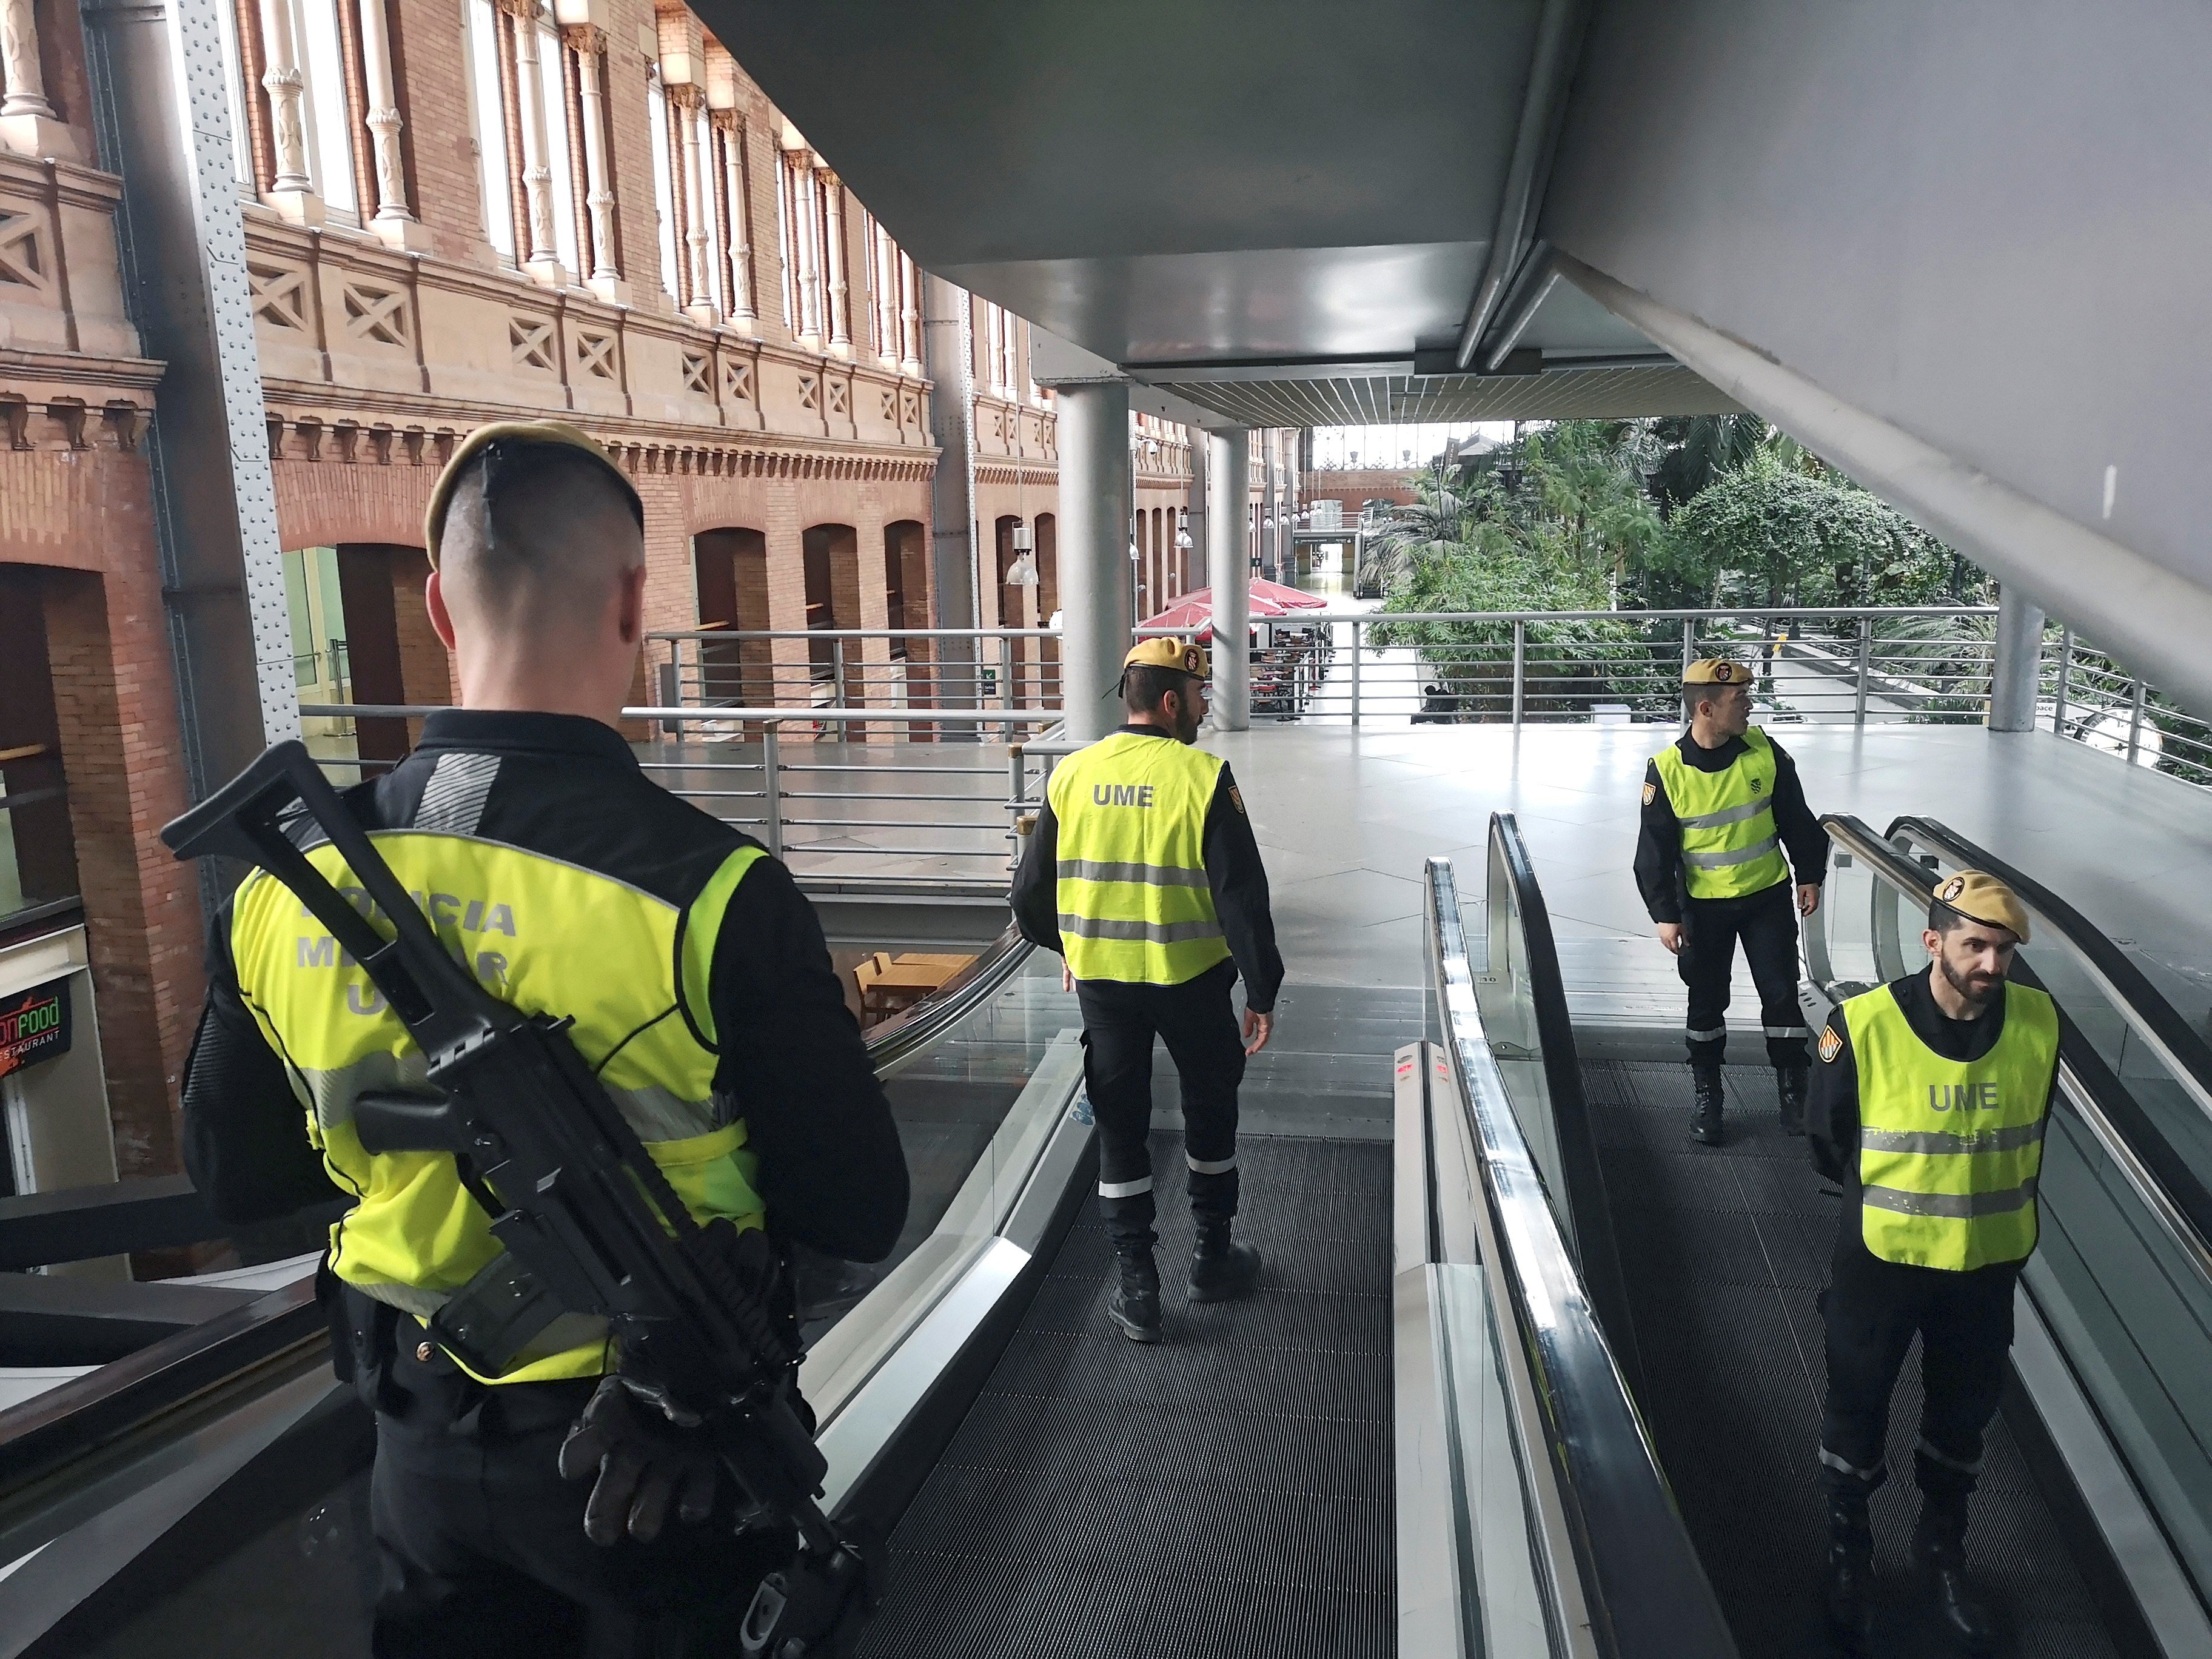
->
[[1652, 726, 1789, 899], [229, 830, 766, 1383], [1046, 733, 1230, 985], [1843, 980, 2060, 1271]]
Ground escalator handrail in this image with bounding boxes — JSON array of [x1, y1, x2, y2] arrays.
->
[[1820, 814, 2212, 1279], [0, 922, 1036, 1509], [1427, 857, 1738, 1659], [1883, 814, 2212, 1121], [1487, 813, 1645, 1400]]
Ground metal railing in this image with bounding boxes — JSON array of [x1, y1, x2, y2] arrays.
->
[[298, 702, 1059, 891], [2046, 628, 2212, 785], [646, 628, 1064, 726]]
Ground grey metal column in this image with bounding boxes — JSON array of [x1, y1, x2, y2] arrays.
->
[[82, 0, 300, 819], [1056, 380, 1132, 743], [1260, 429, 1279, 582], [1989, 581, 2047, 732], [923, 273, 979, 721], [1208, 427, 1251, 731]]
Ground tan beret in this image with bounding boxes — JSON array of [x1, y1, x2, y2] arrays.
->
[[1932, 870, 2031, 943], [1124, 637, 1211, 679], [1683, 657, 1748, 686], [423, 420, 642, 566]]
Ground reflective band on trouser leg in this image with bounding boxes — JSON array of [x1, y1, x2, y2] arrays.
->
[[1186, 1155, 1235, 1175], [1764, 1025, 1811, 1039], [1048, 733, 1233, 986], [1843, 980, 2060, 1270], [1819, 1447, 1885, 1484], [1686, 1027, 1727, 1042], [1099, 1175, 1155, 1199], [1652, 726, 1791, 899], [1917, 1437, 1982, 1476]]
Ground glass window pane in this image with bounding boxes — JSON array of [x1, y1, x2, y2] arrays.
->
[[464, 0, 512, 261], [296, 0, 356, 216]]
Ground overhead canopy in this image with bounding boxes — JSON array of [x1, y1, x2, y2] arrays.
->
[[700, 0, 2212, 716]]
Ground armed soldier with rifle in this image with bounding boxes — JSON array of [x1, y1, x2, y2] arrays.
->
[[173, 423, 907, 1657]]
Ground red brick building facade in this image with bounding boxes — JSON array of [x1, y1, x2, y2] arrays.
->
[[0, 0, 1295, 1195]]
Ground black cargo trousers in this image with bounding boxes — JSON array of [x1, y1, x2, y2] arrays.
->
[[338, 1285, 791, 1659], [1679, 879, 1811, 1068], [1074, 958, 1246, 1253]]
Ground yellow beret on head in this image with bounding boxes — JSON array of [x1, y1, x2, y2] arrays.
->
[[1932, 870, 2031, 943], [423, 420, 642, 566], [1124, 637, 1210, 679], [1682, 657, 1746, 686]]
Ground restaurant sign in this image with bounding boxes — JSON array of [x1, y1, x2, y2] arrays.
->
[[0, 977, 71, 1081]]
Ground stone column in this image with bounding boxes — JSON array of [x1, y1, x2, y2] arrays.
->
[[790, 150, 821, 344], [507, 2, 563, 283], [0, 0, 75, 157], [899, 252, 923, 375], [719, 115, 755, 329], [1989, 582, 2048, 733], [872, 224, 898, 365], [258, 0, 321, 221], [568, 26, 624, 300], [1207, 427, 1251, 730], [359, 0, 428, 249], [674, 87, 714, 322], [820, 170, 851, 355], [1057, 380, 1134, 743]]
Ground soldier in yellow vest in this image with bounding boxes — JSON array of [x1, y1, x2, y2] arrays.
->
[[177, 423, 909, 1655], [1809, 873, 2058, 1651], [1010, 638, 1285, 1343], [1635, 657, 1827, 1144]]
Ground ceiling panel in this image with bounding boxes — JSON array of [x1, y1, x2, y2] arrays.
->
[[1158, 365, 1744, 427]]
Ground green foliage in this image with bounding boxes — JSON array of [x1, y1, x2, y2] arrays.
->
[[1666, 453, 1960, 607]]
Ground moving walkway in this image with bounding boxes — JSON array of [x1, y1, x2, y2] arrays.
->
[[5, 816, 2210, 1657]]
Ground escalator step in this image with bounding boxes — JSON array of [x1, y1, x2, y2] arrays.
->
[[863, 1134, 1394, 1659]]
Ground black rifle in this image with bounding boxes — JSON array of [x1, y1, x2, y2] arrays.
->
[[163, 741, 870, 1658]]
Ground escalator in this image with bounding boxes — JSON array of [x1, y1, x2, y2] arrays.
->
[[1469, 809, 2212, 1655]]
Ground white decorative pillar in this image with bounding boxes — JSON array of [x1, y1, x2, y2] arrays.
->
[[719, 113, 756, 330], [568, 26, 625, 301], [1055, 379, 1136, 743], [508, 2, 563, 284], [899, 252, 922, 375], [358, 0, 429, 249], [0, 0, 75, 158], [790, 150, 822, 344], [820, 170, 851, 355], [674, 87, 714, 323], [257, 0, 322, 223]]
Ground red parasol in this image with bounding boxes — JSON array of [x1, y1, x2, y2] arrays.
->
[[1251, 578, 1329, 610]]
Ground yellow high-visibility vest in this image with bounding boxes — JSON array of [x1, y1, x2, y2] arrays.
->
[[1652, 725, 1790, 900], [1843, 980, 2060, 1270], [229, 832, 766, 1382], [1046, 732, 1230, 985]]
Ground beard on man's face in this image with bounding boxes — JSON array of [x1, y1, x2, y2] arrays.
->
[[1939, 951, 2003, 1006]]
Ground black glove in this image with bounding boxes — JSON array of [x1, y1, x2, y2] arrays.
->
[[557, 1375, 719, 1546]]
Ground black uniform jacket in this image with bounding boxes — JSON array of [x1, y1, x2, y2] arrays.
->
[[1634, 728, 1828, 924], [1008, 725, 1285, 1014], [179, 709, 910, 1262], [1808, 965, 2059, 1196]]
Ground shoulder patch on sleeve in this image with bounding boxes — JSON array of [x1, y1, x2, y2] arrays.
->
[[1819, 1025, 1843, 1064], [1228, 784, 1245, 816], [1641, 781, 1656, 806]]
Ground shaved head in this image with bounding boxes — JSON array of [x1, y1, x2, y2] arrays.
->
[[437, 446, 644, 639]]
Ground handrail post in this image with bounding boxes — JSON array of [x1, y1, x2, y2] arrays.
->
[[1350, 618, 1361, 726], [999, 635, 1016, 741], [1007, 742, 1026, 824], [831, 638, 847, 710], [1855, 616, 1871, 726], [1681, 617, 1695, 678], [2128, 677, 2147, 766], [761, 721, 783, 859], [1511, 618, 1526, 729], [2053, 628, 2073, 738]]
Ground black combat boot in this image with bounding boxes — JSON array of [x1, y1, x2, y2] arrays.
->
[[1824, 1489, 1879, 1647], [1913, 1492, 1997, 1652], [1778, 1065, 1809, 1136], [1109, 1247, 1161, 1343], [1688, 1066, 1725, 1145], [1187, 1220, 1262, 1304]]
